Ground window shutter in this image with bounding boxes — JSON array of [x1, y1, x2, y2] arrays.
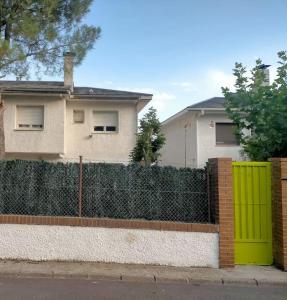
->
[[216, 123, 239, 145], [93, 111, 118, 127], [17, 106, 44, 128]]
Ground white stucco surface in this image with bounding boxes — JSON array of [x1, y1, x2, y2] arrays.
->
[[64, 101, 138, 163], [3, 95, 140, 163], [0, 224, 219, 268], [160, 111, 243, 168], [160, 113, 198, 168], [196, 114, 242, 167], [4, 96, 65, 155]]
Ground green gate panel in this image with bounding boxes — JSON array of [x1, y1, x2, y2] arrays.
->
[[232, 162, 272, 265]]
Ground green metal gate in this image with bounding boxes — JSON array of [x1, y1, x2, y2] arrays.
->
[[232, 162, 272, 265]]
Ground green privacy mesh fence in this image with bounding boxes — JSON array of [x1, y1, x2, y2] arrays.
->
[[0, 160, 210, 223]]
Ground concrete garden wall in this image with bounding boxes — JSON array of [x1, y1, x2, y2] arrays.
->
[[0, 224, 219, 268]]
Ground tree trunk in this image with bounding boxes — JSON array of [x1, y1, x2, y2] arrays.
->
[[0, 101, 5, 159]]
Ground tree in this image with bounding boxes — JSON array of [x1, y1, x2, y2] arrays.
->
[[222, 51, 287, 161], [130, 107, 166, 166], [0, 0, 101, 79]]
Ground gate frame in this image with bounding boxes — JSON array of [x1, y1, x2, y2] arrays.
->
[[209, 157, 287, 270]]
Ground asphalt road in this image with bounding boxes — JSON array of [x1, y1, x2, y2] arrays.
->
[[0, 277, 286, 300]]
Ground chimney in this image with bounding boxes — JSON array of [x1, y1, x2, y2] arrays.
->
[[64, 52, 74, 90], [258, 64, 271, 86]]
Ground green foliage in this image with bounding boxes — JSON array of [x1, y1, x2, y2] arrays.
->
[[0, 0, 101, 78], [130, 107, 166, 166], [0, 160, 209, 223], [222, 51, 287, 161]]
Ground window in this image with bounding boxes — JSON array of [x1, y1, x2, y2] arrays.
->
[[73, 110, 85, 123], [216, 123, 239, 145], [93, 111, 118, 133], [16, 106, 44, 130]]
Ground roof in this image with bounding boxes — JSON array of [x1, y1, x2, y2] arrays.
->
[[161, 97, 226, 126], [0, 81, 67, 93], [73, 86, 152, 98], [187, 97, 225, 109], [0, 80, 153, 99]]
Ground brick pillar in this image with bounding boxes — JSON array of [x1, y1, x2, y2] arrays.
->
[[208, 158, 234, 268], [270, 158, 287, 271]]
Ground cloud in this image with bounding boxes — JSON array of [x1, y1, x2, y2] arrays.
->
[[152, 91, 176, 111], [207, 70, 235, 90], [170, 81, 198, 92], [116, 86, 176, 112]]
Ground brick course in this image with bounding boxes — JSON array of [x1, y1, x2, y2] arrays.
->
[[0, 214, 219, 233], [208, 158, 234, 268]]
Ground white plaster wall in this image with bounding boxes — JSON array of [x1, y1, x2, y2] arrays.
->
[[196, 113, 242, 168], [3, 96, 65, 155], [160, 114, 197, 168], [64, 101, 137, 163], [0, 224, 219, 268]]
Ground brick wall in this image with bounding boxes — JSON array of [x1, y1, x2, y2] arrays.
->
[[208, 158, 234, 268], [270, 158, 287, 271]]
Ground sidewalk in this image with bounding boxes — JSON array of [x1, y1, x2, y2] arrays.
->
[[0, 260, 286, 286]]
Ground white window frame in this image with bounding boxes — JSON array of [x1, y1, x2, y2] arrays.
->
[[15, 105, 44, 131], [92, 111, 119, 134]]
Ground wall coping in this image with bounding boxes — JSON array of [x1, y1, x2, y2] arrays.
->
[[269, 158, 287, 162], [0, 215, 218, 233]]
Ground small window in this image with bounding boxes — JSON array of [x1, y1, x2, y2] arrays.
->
[[106, 126, 116, 132], [16, 106, 44, 130], [73, 110, 85, 123], [94, 126, 104, 132], [216, 123, 239, 145], [93, 111, 118, 133]]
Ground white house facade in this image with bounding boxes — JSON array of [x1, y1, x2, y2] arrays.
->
[[0, 53, 152, 163], [160, 97, 243, 168]]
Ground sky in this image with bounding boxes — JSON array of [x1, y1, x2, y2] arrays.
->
[[34, 0, 287, 121]]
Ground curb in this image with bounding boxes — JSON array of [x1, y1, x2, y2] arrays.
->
[[0, 271, 286, 287]]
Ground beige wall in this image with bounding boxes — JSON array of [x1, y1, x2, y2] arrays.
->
[[3, 95, 65, 156], [3, 96, 139, 163], [64, 101, 137, 163], [160, 113, 197, 168]]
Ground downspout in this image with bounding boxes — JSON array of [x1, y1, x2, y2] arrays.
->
[[195, 110, 205, 168]]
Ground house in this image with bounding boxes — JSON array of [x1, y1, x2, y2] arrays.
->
[[0, 53, 152, 163], [160, 97, 244, 168]]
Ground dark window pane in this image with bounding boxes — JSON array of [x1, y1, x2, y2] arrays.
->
[[94, 126, 104, 132], [216, 123, 239, 145], [106, 126, 116, 132]]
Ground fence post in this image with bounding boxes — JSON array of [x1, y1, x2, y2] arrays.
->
[[270, 158, 287, 271], [208, 158, 234, 268], [78, 155, 83, 217]]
